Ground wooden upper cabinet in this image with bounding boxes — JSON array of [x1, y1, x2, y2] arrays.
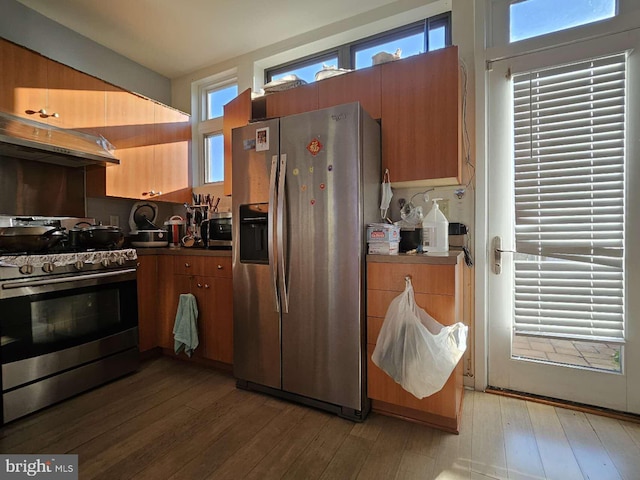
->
[[318, 67, 381, 119], [223, 88, 252, 197], [87, 86, 155, 199], [0, 39, 47, 120], [86, 88, 191, 202], [153, 104, 191, 203], [0, 39, 107, 132], [0, 39, 191, 202], [45, 59, 106, 134], [265, 83, 318, 118], [381, 46, 461, 187]]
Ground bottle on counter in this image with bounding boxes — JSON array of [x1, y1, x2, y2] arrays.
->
[[422, 198, 449, 254]]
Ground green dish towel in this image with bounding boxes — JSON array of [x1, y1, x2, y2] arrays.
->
[[173, 293, 199, 357]]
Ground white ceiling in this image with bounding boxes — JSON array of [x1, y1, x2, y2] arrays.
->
[[16, 0, 399, 79]]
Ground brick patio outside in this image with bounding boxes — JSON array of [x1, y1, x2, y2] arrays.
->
[[512, 335, 621, 372]]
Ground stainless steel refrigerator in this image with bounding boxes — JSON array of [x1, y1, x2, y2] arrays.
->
[[232, 102, 380, 421]]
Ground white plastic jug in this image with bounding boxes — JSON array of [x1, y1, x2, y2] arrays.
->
[[422, 198, 449, 254]]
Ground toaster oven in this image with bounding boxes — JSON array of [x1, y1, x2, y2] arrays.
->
[[207, 212, 232, 249]]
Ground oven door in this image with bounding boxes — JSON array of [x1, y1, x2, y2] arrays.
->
[[0, 269, 138, 382]]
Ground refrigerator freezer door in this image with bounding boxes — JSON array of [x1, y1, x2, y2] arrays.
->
[[279, 103, 367, 411], [232, 119, 282, 390]]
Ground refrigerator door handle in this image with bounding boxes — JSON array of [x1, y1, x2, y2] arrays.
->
[[268, 154, 280, 312], [277, 153, 289, 313]]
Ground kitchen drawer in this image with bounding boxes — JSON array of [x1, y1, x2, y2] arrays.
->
[[367, 292, 458, 346], [367, 262, 455, 296], [173, 256, 205, 276], [202, 257, 232, 278], [367, 291, 457, 324]]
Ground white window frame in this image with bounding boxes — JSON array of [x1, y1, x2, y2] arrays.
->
[[190, 68, 237, 187], [487, 0, 640, 54], [264, 13, 452, 84]]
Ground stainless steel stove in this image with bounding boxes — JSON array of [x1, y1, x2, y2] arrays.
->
[[0, 216, 139, 424]]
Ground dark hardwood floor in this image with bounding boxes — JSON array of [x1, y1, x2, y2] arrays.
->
[[1, 357, 639, 479]]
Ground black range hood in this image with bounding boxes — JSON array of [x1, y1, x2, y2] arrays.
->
[[0, 110, 119, 167]]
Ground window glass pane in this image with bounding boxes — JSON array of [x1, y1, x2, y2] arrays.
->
[[428, 25, 446, 51], [510, 0, 616, 43], [207, 84, 238, 119], [271, 57, 338, 84], [354, 32, 424, 69], [205, 133, 224, 183]]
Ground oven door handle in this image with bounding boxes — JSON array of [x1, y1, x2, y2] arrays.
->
[[2, 268, 137, 290]]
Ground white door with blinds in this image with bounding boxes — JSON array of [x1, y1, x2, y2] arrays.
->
[[487, 33, 640, 412]]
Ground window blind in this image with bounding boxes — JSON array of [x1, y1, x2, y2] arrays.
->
[[512, 53, 626, 342]]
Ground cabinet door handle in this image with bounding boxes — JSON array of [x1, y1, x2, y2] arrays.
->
[[204, 284, 210, 289], [36, 109, 59, 119], [197, 283, 203, 288], [217, 264, 223, 269], [185, 263, 190, 268]]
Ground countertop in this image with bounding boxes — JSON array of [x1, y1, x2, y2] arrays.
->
[[135, 247, 232, 257], [138, 249, 461, 263], [367, 250, 463, 265]]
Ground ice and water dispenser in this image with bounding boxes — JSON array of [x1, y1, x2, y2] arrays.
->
[[239, 203, 269, 264]]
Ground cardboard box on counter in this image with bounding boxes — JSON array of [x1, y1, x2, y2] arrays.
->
[[368, 242, 399, 255], [367, 223, 400, 243]]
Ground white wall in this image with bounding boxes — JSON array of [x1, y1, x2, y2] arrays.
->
[[0, 0, 171, 104]]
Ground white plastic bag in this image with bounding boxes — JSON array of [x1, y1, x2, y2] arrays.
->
[[372, 277, 468, 399]]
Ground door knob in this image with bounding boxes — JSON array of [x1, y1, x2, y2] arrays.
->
[[492, 236, 515, 275]]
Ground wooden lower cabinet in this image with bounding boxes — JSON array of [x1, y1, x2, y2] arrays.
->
[[203, 275, 233, 363], [366, 257, 464, 433], [156, 255, 178, 350], [136, 255, 158, 352], [150, 254, 233, 365]]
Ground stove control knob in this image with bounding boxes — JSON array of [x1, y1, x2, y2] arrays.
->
[[19, 264, 34, 275], [101, 259, 111, 268], [117, 257, 126, 266], [42, 262, 55, 273], [74, 261, 85, 271]]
